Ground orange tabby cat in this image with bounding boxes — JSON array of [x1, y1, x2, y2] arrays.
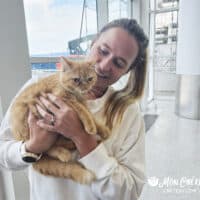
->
[[10, 57, 110, 184]]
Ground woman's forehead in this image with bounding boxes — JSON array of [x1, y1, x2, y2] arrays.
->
[[97, 27, 139, 64]]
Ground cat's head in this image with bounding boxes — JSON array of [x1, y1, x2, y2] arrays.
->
[[59, 57, 97, 94]]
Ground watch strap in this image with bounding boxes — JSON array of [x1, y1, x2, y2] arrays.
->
[[20, 142, 42, 163]]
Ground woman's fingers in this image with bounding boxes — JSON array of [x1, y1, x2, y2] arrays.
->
[[28, 111, 36, 124], [39, 96, 59, 114], [37, 120, 55, 132], [36, 104, 54, 124], [47, 93, 67, 109]]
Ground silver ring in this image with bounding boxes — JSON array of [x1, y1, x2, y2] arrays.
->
[[50, 115, 56, 126]]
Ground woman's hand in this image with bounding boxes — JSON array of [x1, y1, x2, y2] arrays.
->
[[36, 93, 98, 157], [25, 111, 58, 154], [36, 93, 85, 140]]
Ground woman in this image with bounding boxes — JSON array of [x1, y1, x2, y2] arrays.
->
[[0, 18, 148, 200]]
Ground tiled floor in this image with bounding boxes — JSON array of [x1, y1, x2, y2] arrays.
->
[[140, 96, 200, 200]]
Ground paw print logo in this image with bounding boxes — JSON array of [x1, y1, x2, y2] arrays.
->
[[148, 176, 159, 187]]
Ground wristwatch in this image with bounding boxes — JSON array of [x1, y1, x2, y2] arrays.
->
[[20, 142, 42, 163]]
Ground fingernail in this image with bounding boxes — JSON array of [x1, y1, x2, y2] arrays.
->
[[47, 93, 52, 97], [36, 104, 42, 111], [39, 96, 45, 101], [47, 93, 54, 100], [36, 120, 42, 125], [41, 92, 47, 97]]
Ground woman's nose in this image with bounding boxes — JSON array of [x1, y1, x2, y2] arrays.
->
[[98, 56, 113, 73]]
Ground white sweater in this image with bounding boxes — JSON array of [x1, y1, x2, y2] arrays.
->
[[0, 76, 146, 200]]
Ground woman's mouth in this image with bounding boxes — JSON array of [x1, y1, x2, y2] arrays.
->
[[95, 68, 109, 79]]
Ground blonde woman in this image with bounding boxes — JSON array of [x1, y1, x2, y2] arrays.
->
[[0, 18, 148, 200]]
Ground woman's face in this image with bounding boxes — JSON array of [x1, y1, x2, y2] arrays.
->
[[88, 27, 139, 90]]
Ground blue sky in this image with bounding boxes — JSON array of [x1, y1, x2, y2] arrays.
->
[[23, 0, 97, 56]]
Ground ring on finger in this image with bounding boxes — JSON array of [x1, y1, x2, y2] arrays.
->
[[50, 115, 56, 126]]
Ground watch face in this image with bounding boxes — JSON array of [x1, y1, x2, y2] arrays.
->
[[22, 156, 37, 163]]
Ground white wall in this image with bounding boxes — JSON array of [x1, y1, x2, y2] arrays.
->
[[155, 71, 177, 93], [0, 1, 31, 200], [176, 0, 200, 75], [0, 0, 31, 114]]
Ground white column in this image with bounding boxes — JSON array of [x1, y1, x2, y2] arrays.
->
[[96, 0, 108, 31], [0, 170, 15, 200], [138, 0, 151, 111], [175, 0, 200, 119], [176, 0, 200, 75], [0, 0, 31, 199], [0, 97, 15, 200], [0, 0, 31, 114]]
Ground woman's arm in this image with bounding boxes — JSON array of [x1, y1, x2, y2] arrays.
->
[[36, 96, 146, 200], [0, 78, 58, 170], [0, 106, 30, 170], [78, 104, 146, 200]]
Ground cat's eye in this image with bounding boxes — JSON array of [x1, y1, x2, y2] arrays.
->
[[87, 77, 93, 82], [73, 78, 81, 84]]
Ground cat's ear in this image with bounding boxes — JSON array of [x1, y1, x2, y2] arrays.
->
[[86, 59, 96, 68], [60, 57, 74, 72]]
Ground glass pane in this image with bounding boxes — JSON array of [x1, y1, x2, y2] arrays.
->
[[154, 11, 178, 73], [155, 11, 178, 45], [156, 0, 179, 10], [24, 0, 97, 57], [108, 0, 128, 22], [24, 0, 97, 76]]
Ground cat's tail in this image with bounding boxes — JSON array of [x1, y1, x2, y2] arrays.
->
[[32, 156, 96, 184]]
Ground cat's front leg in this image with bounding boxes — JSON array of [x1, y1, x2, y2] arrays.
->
[[67, 101, 97, 135], [46, 146, 72, 162], [95, 120, 111, 140]]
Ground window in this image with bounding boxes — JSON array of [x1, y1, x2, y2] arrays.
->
[[148, 0, 179, 98], [23, 0, 97, 76], [149, 0, 179, 73], [108, 0, 128, 22]]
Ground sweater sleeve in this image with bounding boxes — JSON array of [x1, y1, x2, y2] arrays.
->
[[0, 108, 31, 170], [79, 104, 146, 200], [0, 78, 38, 170]]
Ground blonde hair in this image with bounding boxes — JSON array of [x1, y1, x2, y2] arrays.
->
[[97, 19, 149, 130]]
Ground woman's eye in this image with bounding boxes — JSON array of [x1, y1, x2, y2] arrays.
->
[[98, 47, 109, 56], [113, 59, 124, 68]]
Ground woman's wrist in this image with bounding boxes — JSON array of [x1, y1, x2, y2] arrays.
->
[[71, 131, 98, 158], [25, 141, 43, 154]]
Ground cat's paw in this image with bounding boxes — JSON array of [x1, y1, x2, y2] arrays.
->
[[73, 170, 96, 184], [102, 127, 111, 139], [47, 147, 71, 162], [85, 125, 97, 135], [97, 126, 111, 140], [57, 152, 71, 162]]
